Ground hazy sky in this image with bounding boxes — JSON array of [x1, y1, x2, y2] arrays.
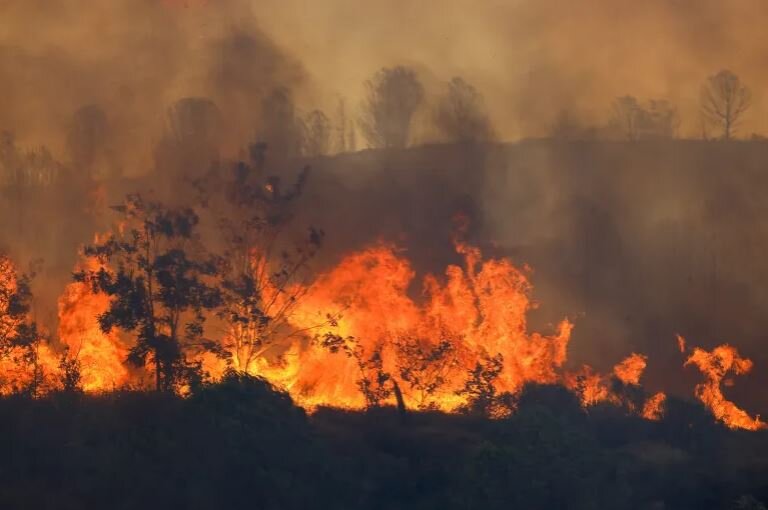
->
[[1, 0, 768, 156], [255, 0, 768, 138]]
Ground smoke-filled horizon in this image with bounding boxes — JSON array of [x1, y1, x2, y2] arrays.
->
[[3, 0, 768, 165]]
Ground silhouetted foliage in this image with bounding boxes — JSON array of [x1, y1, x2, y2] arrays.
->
[[0, 256, 42, 395], [320, 333, 393, 409], [75, 194, 221, 392], [57, 347, 82, 393], [360, 66, 424, 148], [196, 155, 323, 373], [455, 353, 512, 417], [701, 70, 751, 140], [394, 331, 459, 409]]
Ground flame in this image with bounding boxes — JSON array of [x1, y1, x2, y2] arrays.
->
[[683, 339, 765, 430], [564, 353, 665, 415], [244, 242, 661, 415], [0, 255, 59, 394], [244, 242, 575, 411], [57, 255, 129, 392], [641, 392, 666, 421], [613, 353, 647, 385]]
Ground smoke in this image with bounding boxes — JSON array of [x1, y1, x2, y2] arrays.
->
[[0, 0, 304, 174], [257, 0, 768, 139]]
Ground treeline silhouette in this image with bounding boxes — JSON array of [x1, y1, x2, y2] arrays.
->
[[1, 374, 767, 509], [1, 65, 758, 192]]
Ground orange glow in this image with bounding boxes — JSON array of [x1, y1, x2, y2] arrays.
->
[[641, 392, 666, 421], [57, 255, 129, 392], [613, 353, 647, 385], [683, 338, 765, 430], [232, 241, 668, 417]]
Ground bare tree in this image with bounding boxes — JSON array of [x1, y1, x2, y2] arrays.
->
[[700, 69, 751, 140], [359, 66, 424, 149], [434, 77, 494, 142]]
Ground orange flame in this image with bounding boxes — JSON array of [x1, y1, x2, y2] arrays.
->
[[641, 392, 666, 421], [683, 338, 765, 430], [613, 353, 647, 385], [57, 256, 129, 392]]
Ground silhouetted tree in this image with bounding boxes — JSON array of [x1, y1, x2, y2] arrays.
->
[[434, 77, 494, 142], [197, 155, 323, 373], [0, 256, 38, 357], [0, 255, 42, 394], [76, 194, 221, 392], [57, 347, 82, 393], [359, 66, 424, 148], [456, 353, 510, 417], [301, 110, 331, 156], [320, 333, 392, 409], [701, 69, 751, 140], [394, 331, 459, 409]]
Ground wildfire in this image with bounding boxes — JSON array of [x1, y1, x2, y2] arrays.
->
[[0, 255, 58, 394], [613, 353, 647, 385], [57, 256, 129, 392], [242, 241, 668, 417], [683, 338, 766, 431], [12, 229, 768, 431]]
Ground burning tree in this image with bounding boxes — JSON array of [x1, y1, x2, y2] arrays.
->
[[75, 194, 222, 393], [394, 330, 460, 409], [319, 332, 394, 410], [455, 353, 510, 417], [359, 66, 424, 148], [197, 155, 323, 374], [0, 255, 45, 394]]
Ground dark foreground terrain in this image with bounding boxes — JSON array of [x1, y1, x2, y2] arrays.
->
[[1, 374, 767, 510]]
